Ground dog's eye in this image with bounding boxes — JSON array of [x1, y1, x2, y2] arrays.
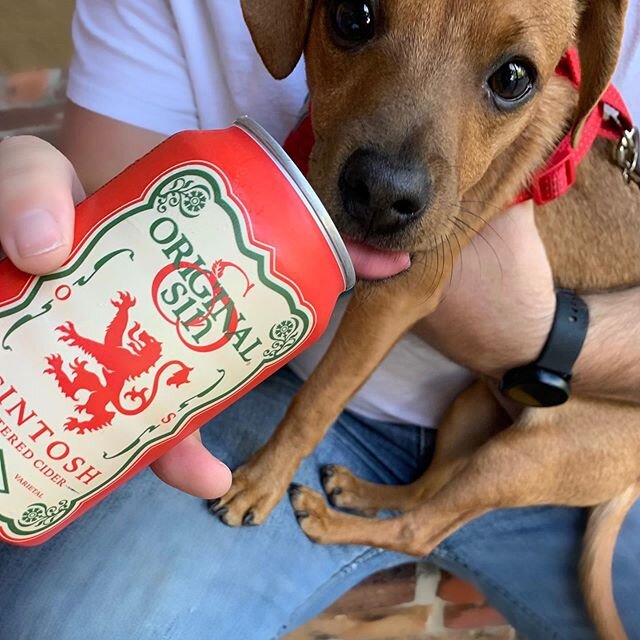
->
[[328, 0, 377, 48], [488, 60, 536, 109]]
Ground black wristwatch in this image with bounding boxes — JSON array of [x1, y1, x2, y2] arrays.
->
[[499, 289, 589, 407]]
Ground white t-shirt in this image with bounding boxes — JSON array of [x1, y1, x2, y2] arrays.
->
[[68, 0, 640, 428]]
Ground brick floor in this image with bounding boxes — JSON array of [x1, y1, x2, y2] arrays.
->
[[0, 68, 67, 145], [286, 565, 516, 640]]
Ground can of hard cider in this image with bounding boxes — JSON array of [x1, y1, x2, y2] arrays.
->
[[0, 117, 354, 546]]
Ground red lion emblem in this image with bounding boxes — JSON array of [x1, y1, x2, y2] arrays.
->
[[44, 291, 192, 435]]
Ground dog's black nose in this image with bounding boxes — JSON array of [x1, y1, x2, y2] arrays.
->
[[340, 149, 431, 233]]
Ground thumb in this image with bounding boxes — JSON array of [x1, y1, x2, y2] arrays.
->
[[0, 136, 84, 274], [151, 431, 232, 499]]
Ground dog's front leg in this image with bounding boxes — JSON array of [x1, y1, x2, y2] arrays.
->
[[212, 269, 437, 527]]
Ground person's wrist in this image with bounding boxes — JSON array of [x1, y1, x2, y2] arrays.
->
[[571, 293, 601, 393]]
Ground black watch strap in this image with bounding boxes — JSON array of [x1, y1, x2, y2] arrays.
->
[[535, 289, 589, 378], [499, 290, 589, 407]]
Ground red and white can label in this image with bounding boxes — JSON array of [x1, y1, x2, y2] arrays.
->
[[0, 162, 316, 544]]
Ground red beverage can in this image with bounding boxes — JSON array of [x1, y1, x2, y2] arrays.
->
[[0, 117, 354, 545]]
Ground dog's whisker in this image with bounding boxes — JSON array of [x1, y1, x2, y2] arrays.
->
[[450, 225, 464, 270], [435, 235, 446, 295], [452, 215, 504, 277], [450, 226, 466, 288], [445, 233, 456, 290], [456, 226, 503, 287], [449, 203, 506, 244], [419, 241, 433, 291], [435, 234, 457, 307], [432, 235, 448, 299], [421, 242, 439, 303], [419, 236, 446, 305], [450, 217, 485, 282], [440, 234, 453, 296]]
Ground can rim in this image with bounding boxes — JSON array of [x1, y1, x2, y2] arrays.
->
[[234, 116, 356, 291]]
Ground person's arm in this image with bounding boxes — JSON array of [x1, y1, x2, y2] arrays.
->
[[60, 102, 165, 195], [573, 288, 640, 404], [413, 201, 640, 406]]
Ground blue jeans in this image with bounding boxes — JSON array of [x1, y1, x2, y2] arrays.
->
[[1, 367, 638, 639]]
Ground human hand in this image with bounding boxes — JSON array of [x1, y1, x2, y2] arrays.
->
[[0, 136, 231, 498], [413, 201, 556, 378]]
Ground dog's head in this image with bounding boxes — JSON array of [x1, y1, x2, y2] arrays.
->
[[242, 0, 628, 274]]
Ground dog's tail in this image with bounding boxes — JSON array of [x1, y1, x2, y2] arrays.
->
[[581, 480, 640, 640]]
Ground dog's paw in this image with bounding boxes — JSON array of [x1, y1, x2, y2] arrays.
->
[[208, 462, 286, 527], [320, 464, 380, 516], [288, 483, 335, 543]]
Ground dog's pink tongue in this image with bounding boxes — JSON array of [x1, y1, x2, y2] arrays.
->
[[344, 239, 411, 280]]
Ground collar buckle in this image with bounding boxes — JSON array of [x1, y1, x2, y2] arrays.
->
[[614, 126, 640, 188]]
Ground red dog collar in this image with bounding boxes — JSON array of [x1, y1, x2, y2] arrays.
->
[[283, 49, 636, 207], [514, 49, 634, 205]]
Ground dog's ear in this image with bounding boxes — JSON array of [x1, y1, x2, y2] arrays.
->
[[241, 0, 314, 79], [572, 0, 628, 145]]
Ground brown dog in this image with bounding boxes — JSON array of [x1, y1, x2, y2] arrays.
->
[[212, 1, 640, 637]]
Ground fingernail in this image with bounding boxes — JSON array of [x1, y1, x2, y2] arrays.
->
[[14, 209, 65, 259], [213, 457, 230, 472]]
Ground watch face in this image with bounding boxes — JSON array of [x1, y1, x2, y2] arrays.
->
[[504, 384, 546, 407], [505, 382, 569, 407], [501, 367, 570, 408]]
